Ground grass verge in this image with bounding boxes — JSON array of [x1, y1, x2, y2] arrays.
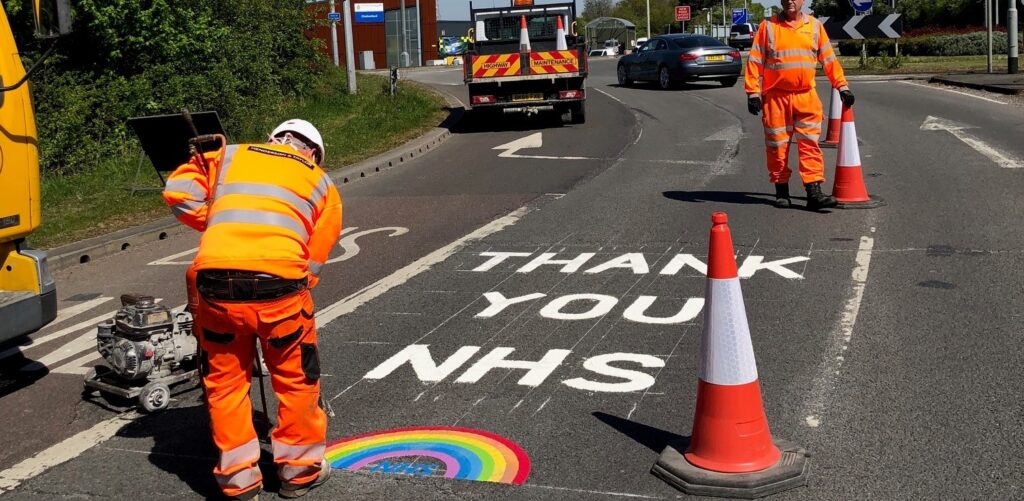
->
[[30, 71, 447, 250], [838, 54, 1012, 75]]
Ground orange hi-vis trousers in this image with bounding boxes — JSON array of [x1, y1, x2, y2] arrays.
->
[[762, 88, 825, 185], [194, 286, 326, 499]]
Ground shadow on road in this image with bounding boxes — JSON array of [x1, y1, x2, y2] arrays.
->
[[592, 411, 687, 454], [0, 347, 50, 399], [664, 190, 781, 206], [607, 82, 736, 92], [450, 108, 569, 134], [115, 398, 282, 498]]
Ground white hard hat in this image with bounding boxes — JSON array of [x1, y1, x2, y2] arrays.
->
[[270, 119, 325, 164]]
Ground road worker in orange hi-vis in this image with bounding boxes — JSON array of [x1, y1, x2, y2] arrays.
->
[[163, 119, 342, 500], [744, 0, 855, 211]]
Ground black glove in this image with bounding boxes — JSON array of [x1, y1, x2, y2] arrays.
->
[[839, 89, 855, 107], [747, 96, 762, 115]]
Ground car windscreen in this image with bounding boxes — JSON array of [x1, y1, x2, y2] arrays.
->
[[730, 24, 752, 35]]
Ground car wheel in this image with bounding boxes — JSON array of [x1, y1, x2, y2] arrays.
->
[[721, 77, 738, 87], [658, 66, 673, 90], [617, 64, 631, 86]]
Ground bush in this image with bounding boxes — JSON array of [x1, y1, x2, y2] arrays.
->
[[12, 0, 329, 175], [838, 31, 1024, 57]]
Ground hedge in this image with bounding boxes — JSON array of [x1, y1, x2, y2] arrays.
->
[[838, 31, 1024, 57], [8, 0, 329, 175]]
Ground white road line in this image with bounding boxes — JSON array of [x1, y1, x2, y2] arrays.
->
[[51, 296, 112, 325], [315, 206, 530, 327], [147, 247, 198, 265], [0, 310, 117, 362], [920, 115, 1024, 169], [803, 231, 875, 428], [52, 351, 102, 375], [899, 80, 1007, 105], [593, 87, 625, 104], [0, 412, 138, 493], [523, 484, 663, 499]]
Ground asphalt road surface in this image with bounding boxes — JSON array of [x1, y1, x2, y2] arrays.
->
[[1, 58, 1023, 500]]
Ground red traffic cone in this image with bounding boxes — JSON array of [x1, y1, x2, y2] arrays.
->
[[555, 16, 568, 51], [831, 106, 885, 209], [519, 15, 531, 52], [652, 212, 809, 497], [819, 88, 841, 148]]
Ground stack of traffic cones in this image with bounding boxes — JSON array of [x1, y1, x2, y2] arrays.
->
[[555, 16, 568, 51], [652, 212, 809, 498], [819, 88, 841, 148], [519, 16, 531, 52], [830, 106, 885, 208]]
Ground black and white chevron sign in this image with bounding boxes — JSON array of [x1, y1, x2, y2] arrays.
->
[[818, 14, 903, 39]]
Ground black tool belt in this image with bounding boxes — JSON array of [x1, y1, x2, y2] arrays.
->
[[197, 270, 307, 301]]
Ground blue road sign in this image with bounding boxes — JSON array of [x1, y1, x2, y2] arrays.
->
[[849, 0, 872, 13], [327, 12, 341, 22], [732, 8, 748, 25]]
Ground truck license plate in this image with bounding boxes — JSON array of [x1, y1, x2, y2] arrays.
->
[[512, 93, 544, 102], [705, 55, 726, 62]]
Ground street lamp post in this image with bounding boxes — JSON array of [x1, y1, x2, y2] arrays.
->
[[646, 0, 651, 39]]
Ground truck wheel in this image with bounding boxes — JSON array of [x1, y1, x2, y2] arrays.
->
[[139, 382, 171, 413], [570, 102, 586, 124], [617, 65, 631, 86]]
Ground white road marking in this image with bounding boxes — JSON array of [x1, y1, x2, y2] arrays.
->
[[52, 296, 112, 325], [0, 309, 118, 362], [0, 412, 138, 493], [52, 351, 102, 375], [593, 87, 624, 104], [326, 226, 409, 264], [920, 115, 1024, 169], [803, 232, 875, 428], [523, 484, 663, 499], [316, 206, 530, 327], [492, 133, 595, 160], [899, 80, 1007, 105], [147, 247, 198, 265]]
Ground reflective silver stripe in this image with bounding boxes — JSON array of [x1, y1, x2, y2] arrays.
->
[[272, 440, 326, 461], [773, 49, 817, 59], [794, 132, 821, 142], [747, 55, 762, 65], [164, 179, 206, 199], [821, 54, 836, 65], [766, 139, 789, 147], [216, 145, 239, 192], [767, 61, 818, 70], [813, 19, 820, 53], [794, 120, 819, 129], [280, 464, 320, 483], [209, 209, 309, 240], [308, 259, 324, 276], [219, 438, 261, 471], [171, 200, 205, 218], [310, 173, 332, 208], [217, 183, 314, 223], [765, 21, 775, 56], [764, 126, 788, 135], [750, 43, 763, 54], [217, 466, 261, 490]]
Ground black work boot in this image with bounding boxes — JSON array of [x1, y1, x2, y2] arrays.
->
[[805, 182, 837, 211], [773, 183, 791, 208]]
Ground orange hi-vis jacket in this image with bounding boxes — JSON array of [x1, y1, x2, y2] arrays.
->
[[163, 143, 342, 287], [744, 13, 849, 97]]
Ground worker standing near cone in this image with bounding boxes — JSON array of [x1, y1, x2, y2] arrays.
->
[[744, 0, 855, 211], [163, 119, 342, 500]]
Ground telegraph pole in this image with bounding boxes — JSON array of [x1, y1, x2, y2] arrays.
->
[[986, 0, 993, 73], [328, 0, 340, 66], [343, 0, 357, 93], [646, 0, 651, 38], [1009, 0, 1019, 73]]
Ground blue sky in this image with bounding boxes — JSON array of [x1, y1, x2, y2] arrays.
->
[[436, 0, 782, 21]]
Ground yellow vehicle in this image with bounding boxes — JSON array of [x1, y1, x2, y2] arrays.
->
[[0, 0, 70, 343]]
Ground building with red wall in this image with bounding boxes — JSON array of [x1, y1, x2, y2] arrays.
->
[[306, 0, 438, 70]]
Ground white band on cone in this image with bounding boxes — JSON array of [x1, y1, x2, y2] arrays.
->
[[837, 121, 861, 167], [698, 278, 759, 386], [830, 88, 842, 118]]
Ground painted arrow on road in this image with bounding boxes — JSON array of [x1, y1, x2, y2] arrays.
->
[[920, 116, 1024, 169], [493, 133, 595, 160]]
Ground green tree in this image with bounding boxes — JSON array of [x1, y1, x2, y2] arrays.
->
[[581, 0, 615, 25]]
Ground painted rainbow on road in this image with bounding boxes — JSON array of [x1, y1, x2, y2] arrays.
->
[[325, 426, 531, 484]]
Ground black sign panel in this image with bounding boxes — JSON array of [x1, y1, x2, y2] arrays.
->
[[819, 14, 903, 40]]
